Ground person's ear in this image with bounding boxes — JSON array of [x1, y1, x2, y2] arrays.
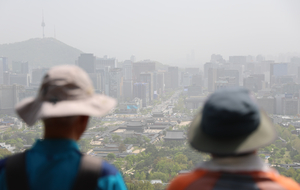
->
[[76, 116, 89, 140]]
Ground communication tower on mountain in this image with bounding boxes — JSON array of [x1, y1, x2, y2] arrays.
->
[[41, 11, 46, 38]]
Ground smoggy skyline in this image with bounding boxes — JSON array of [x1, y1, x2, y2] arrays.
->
[[1, 0, 300, 66]]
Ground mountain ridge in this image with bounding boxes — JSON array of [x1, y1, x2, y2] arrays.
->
[[0, 38, 83, 67]]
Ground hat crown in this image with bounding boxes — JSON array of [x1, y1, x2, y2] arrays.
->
[[39, 65, 94, 103], [201, 88, 260, 138]]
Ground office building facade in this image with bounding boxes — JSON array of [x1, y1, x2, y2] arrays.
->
[[133, 83, 149, 107], [77, 53, 96, 73]]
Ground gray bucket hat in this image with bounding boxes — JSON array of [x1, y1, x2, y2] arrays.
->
[[15, 65, 117, 126], [188, 88, 276, 154]]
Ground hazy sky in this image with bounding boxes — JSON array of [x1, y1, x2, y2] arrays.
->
[[1, 0, 300, 66]]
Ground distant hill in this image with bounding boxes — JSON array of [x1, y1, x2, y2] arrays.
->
[[0, 38, 83, 67]]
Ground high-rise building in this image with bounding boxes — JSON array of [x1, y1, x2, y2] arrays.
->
[[283, 97, 299, 115], [139, 73, 153, 102], [207, 68, 239, 92], [229, 56, 247, 65], [3, 72, 10, 85], [12, 61, 29, 74], [210, 54, 225, 63], [103, 66, 111, 95], [187, 86, 202, 96], [0, 57, 8, 85], [204, 62, 220, 88], [0, 84, 24, 113], [227, 64, 243, 85], [243, 74, 265, 92], [19, 87, 39, 101], [88, 73, 101, 91], [132, 60, 156, 82], [270, 63, 288, 87], [0, 57, 8, 72], [279, 83, 300, 94], [192, 74, 202, 86], [257, 96, 276, 114], [182, 72, 192, 87], [297, 67, 300, 84], [96, 56, 116, 69], [10, 74, 30, 86], [208, 68, 218, 92], [130, 55, 136, 63], [167, 66, 179, 89], [109, 68, 123, 101], [77, 53, 96, 73], [156, 72, 165, 95], [123, 60, 132, 80], [123, 80, 133, 101], [218, 69, 239, 87], [185, 68, 200, 75], [31, 68, 49, 85], [133, 83, 149, 107], [256, 55, 265, 62], [152, 72, 164, 95]]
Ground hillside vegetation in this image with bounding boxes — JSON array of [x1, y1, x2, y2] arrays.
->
[[0, 38, 82, 67]]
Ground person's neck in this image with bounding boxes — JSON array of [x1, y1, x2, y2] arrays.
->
[[44, 128, 79, 141], [43, 136, 77, 141]]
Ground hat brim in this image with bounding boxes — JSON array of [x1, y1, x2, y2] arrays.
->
[[188, 111, 276, 154], [15, 94, 117, 126]]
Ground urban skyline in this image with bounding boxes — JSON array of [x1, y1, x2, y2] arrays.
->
[[1, 0, 300, 66]]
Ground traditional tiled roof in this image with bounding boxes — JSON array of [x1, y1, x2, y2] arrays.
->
[[164, 130, 185, 140]]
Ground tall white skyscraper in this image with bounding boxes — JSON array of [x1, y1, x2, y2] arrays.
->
[[123, 60, 133, 80]]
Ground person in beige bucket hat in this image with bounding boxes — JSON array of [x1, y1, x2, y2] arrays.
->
[[0, 65, 127, 190], [16, 65, 116, 126]]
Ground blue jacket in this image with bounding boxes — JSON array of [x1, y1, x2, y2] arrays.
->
[[0, 139, 127, 190]]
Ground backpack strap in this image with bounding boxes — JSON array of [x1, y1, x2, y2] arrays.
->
[[6, 152, 30, 190], [72, 155, 102, 190]]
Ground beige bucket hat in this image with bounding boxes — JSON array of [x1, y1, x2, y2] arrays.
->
[[16, 65, 117, 126]]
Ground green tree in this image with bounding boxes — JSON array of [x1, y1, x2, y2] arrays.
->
[[127, 180, 154, 190], [107, 153, 116, 161], [0, 149, 11, 159], [259, 154, 266, 160], [275, 140, 285, 148], [134, 171, 140, 179], [3, 134, 10, 141], [286, 142, 293, 151], [112, 134, 122, 143], [174, 154, 188, 164], [295, 173, 300, 183], [268, 157, 273, 164], [153, 183, 165, 190], [140, 172, 146, 180], [150, 172, 168, 182], [103, 137, 109, 144], [294, 154, 300, 162], [142, 136, 150, 143], [288, 125, 296, 131], [280, 148, 286, 156], [78, 138, 91, 152], [285, 168, 297, 179], [118, 143, 127, 153], [285, 159, 292, 164]]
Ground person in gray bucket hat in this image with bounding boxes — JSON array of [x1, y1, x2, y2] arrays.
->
[[0, 65, 127, 190], [168, 87, 300, 190]]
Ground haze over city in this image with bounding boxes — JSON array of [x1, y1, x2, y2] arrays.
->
[[1, 0, 300, 66], [2, 1, 300, 189]]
